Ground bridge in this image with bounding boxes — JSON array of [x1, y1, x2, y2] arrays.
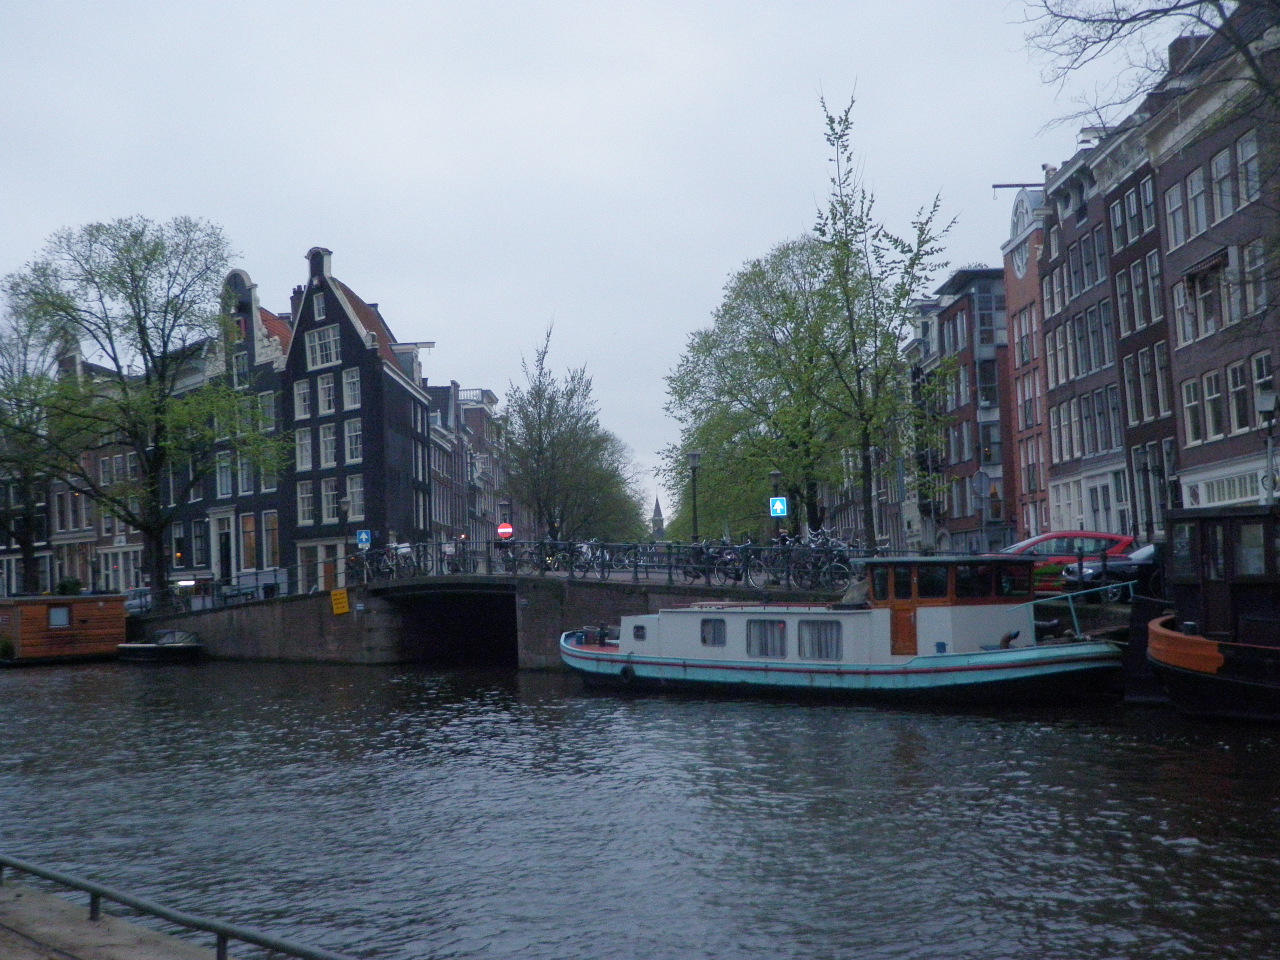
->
[[144, 570, 834, 670]]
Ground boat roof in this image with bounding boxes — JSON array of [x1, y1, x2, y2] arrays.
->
[[862, 554, 1034, 566]]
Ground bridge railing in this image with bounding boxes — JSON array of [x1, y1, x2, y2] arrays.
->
[[0, 852, 357, 960]]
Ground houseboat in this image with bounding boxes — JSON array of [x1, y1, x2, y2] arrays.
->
[[1148, 504, 1280, 720], [561, 556, 1123, 705], [0, 594, 126, 665]]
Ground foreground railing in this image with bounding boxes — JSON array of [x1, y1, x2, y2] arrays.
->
[[0, 853, 357, 960]]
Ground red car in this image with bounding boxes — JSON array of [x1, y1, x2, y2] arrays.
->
[[999, 532, 1137, 592]]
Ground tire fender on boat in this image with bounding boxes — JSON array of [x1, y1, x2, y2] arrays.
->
[[619, 663, 636, 684]]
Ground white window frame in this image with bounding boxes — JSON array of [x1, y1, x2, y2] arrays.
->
[[293, 380, 311, 419], [319, 423, 337, 468], [346, 474, 365, 521], [295, 428, 313, 471], [321, 477, 340, 524], [317, 372, 336, 415], [297, 480, 314, 525], [304, 324, 341, 371], [343, 368, 361, 409], [344, 417, 363, 464]]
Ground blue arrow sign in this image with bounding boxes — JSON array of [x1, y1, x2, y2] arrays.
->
[[356, 529, 372, 548], [769, 497, 788, 517]]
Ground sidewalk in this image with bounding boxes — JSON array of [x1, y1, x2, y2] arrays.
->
[[0, 883, 217, 960]]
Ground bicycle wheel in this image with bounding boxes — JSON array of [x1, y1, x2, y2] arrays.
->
[[823, 562, 852, 592], [746, 557, 769, 589], [595, 553, 609, 581]]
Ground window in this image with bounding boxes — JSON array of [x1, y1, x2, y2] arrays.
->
[[746, 620, 786, 658], [216, 453, 232, 499], [632, 625, 646, 640], [700, 619, 726, 646], [261, 459, 277, 493], [48, 606, 70, 628], [321, 477, 339, 523], [295, 428, 313, 471], [294, 380, 311, 419], [346, 474, 365, 521], [1244, 239, 1267, 316], [304, 324, 341, 370], [1146, 251, 1164, 322], [1154, 341, 1171, 416], [1211, 149, 1234, 222], [313, 292, 326, 321], [297, 480, 314, 525], [237, 456, 253, 495], [344, 418, 363, 463], [1238, 130, 1259, 203], [799, 621, 842, 660], [918, 565, 948, 598], [193, 519, 209, 566], [955, 564, 993, 598], [1115, 271, 1132, 336], [1131, 260, 1149, 329], [1204, 371, 1225, 439], [171, 523, 186, 568], [1186, 168, 1207, 236], [1229, 362, 1251, 434], [263, 511, 279, 568], [1125, 188, 1141, 241], [240, 514, 257, 571], [1165, 185, 1186, 248], [319, 423, 337, 468], [1093, 225, 1108, 281], [343, 368, 361, 409], [317, 373, 336, 415], [1140, 175, 1156, 231], [1082, 232, 1096, 288], [1174, 282, 1194, 344], [1138, 348, 1155, 421], [1237, 523, 1266, 576], [1110, 201, 1126, 249], [1182, 380, 1204, 445], [1050, 405, 1063, 463], [257, 391, 277, 433]]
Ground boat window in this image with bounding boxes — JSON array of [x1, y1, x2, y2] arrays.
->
[[1237, 522, 1266, 576], [798, 621, 842, 660], [700, 618, 726, 646], [1170, 522, 1195, 578], [632, 625, 646, 640], [893, 565, 913, 599], [1205, 523, 1226, 581], [48, 606, 70, 628], [955, 564, 994, 598], [917, 565, 948, 598], [871, 567, 889, 600], [995, 565, 1033, 597], [745, 620, 786, 658]]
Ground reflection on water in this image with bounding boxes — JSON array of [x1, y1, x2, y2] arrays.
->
[[4, 663, 1280, 959]]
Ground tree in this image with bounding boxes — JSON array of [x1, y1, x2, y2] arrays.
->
[[664, 236, 845, 539], [812, 98, 951, 549], [501, 329, 646, 541], [4, 216, 277, 604], [0, 309, 65, 592], [1026, 1, 1280, 124]]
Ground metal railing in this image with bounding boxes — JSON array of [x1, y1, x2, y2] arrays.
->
[[0, 853, 358, 960]]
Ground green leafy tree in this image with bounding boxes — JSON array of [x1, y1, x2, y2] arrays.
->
[[501, 329, 646, 541], [812, 97, 951, 549], [664, 236, 844, 539], [4, 216, 281, 604]]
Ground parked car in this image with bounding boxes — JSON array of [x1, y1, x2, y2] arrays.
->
[[124, 587, 152, 615], [998, 531, 1137, 592], [1061, 542, 1165, 602]]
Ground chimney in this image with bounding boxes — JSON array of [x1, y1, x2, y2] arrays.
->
[[1168, 34, 1208, 75], [290, 285, 305, 322]]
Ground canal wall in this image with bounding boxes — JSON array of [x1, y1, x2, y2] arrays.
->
[[142, 577, 829, 669]]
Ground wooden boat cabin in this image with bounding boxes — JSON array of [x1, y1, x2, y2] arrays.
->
[[1163, 505, 1280, 645], [863, 556, 1038, 656], [0, 595, 127, 664]]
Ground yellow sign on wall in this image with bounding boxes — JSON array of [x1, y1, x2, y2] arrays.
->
[[331, 588, 350, 615]]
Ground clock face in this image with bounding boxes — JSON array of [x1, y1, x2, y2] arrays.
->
[[1013, 241, 1029, 278], [1010, 194, 1033, 278]]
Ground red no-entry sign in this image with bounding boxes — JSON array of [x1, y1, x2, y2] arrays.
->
[[496, 522, 514, 540]]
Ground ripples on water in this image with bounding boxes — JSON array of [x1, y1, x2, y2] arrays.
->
[[4, 663, 1280, 959]]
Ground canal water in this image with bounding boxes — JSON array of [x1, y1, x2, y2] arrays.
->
[[3, 663, 1280, 960]]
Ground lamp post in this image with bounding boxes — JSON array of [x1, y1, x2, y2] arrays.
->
[[1133, 446, 1154, 543], [498, 499, 511, 525], [1258, 390, 1277, 507], [770, 469, 782, 540], [688, 450, 702, 542], [337, 493, 351, 587]]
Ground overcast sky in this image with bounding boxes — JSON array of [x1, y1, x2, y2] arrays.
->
[[1, 1, 1110, 509]]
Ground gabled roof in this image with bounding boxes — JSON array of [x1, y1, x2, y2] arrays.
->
[[332, 278, 398, 365], [259, 308, 292, 351]]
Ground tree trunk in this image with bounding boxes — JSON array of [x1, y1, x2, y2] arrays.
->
[[860, 440, 878, 554]]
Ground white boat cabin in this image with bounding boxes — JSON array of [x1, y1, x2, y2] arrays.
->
[[614, 557, 1039, 665]]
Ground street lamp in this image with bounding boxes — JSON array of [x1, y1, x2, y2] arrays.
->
[[1133, 446, 1154, 543], [1257, 390, 1277, 507], [337, 493, 351, 588], [688, 450, 702, 542], [498, 499, 511, 524], [770, 469, 782, 540]]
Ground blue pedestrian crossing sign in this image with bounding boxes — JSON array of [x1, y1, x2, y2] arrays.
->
[[356, 529, 372, 549], [769, 497, 788, 517]]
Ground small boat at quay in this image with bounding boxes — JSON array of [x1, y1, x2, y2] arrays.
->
[[561, 555, 1123, 705], [1149, 504, 1280, 720]]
